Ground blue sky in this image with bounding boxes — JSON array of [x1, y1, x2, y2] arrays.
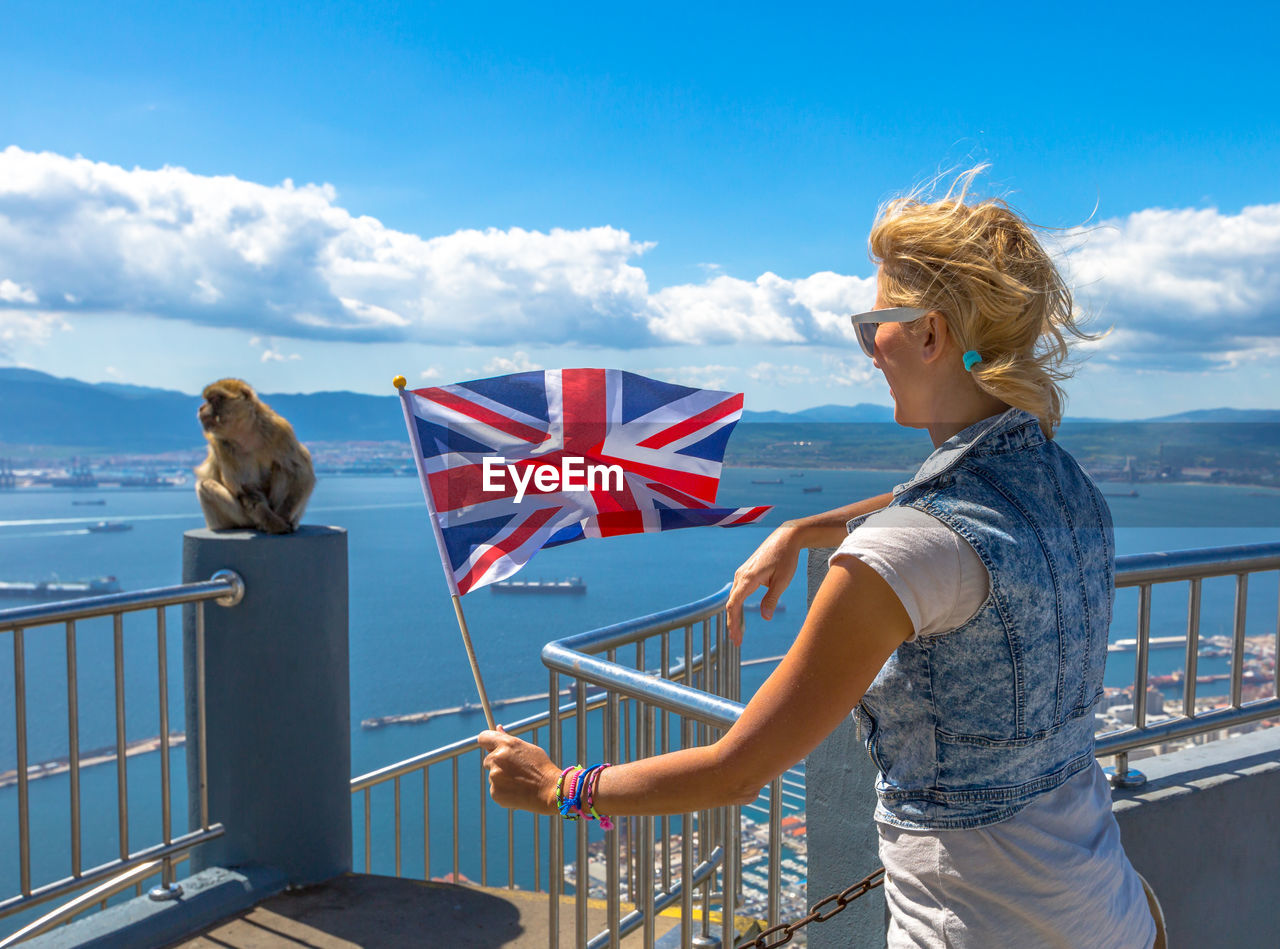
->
[[1, 0, 1278, 418]]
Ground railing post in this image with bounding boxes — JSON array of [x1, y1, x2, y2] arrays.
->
[[803, 548, 887, 949], [183, 526, 351, 885]]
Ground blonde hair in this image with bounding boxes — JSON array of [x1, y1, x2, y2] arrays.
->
[[869, 166, 1090, 437]]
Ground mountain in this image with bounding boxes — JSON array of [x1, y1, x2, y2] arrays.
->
[[0, 368, 403, 452], [1, 367, 1276, 453], [1141, 408, 1280, 423], [741, 403, 896, 423]]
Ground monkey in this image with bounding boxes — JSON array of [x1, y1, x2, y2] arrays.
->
[[195, 379, 315, 534]]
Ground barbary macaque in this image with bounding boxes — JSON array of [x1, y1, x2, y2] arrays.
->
[[195, 379, 315, 533]]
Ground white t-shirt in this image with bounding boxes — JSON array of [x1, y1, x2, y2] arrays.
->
[[829, 507, 1156, 949], [830, 505, 989, 640]]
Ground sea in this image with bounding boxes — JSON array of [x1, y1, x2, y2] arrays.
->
[[1, 470, 1279, 926]]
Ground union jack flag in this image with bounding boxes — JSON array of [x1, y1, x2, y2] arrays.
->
[[400, 368, 770, 595]]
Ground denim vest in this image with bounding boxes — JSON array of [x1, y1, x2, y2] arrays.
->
[[851, 408, 1114, 830]]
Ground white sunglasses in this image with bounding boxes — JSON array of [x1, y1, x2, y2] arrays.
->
[[847, 307, 930, 358]]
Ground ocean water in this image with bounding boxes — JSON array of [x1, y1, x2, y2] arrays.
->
[[1, 471, 1278, 919]]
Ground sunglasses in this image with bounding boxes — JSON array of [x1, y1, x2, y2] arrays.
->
[[847, 306, 930, 358]]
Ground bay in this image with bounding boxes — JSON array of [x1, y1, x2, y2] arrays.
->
[[0, 470, 1278, 920]]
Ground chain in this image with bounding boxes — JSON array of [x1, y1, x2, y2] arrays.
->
[[735, 866, 886, 949]]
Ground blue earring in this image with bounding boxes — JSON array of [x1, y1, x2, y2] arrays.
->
[[962, 350, 983, 372]]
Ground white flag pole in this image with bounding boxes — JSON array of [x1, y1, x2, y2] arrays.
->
[[395, 375, 496, 731]]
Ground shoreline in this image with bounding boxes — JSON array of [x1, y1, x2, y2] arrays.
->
[[0, 733, 187, 789]]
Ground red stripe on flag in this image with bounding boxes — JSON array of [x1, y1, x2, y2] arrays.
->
[[594, 454, 720, 503], [560, 369, 608, 452], [725, 505, 771, 525], [429, 462, 513, 513], [593, 510, 646, 536], [457, 505, 562, 594], [635, 393, 743, 449], [418, 387, 551, 445]]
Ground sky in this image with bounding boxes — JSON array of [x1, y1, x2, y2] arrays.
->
[[1, 0, 1278, 419]]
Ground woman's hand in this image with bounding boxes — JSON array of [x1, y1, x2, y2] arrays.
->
[[726, 523, 803, 646], [478, 727, 561, 814], [726, 494, 894, 646]]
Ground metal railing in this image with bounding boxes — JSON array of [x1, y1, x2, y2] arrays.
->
[[1100, 541, 1280, 785], [0, 571, 243, 930], [349, 585, 788, 949], [351, 699, 570, 890], [347, 541, 1279, 947], [542, 584, 764, 949]]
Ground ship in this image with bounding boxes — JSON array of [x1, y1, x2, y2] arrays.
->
[[490, 576, 586, 594], [0, 576, 122, 599], [72, 499, 107, 506], [118, 473, 167, 488], [1149, 669, 1275, 688], [751, 478, 783, 485], [803, 485, 823, 493], [87, 521, 132, 533]]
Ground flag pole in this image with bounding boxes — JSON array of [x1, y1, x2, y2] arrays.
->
[[395, 375, 496, 731]]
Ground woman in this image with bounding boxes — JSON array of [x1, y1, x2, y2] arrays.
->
[[479, 171, 1157, 948]]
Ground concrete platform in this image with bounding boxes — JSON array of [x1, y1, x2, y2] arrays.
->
[[168, 874, 680, 949]]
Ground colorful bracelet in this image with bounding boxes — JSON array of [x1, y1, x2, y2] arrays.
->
[[558, 765, 583, 818], [555, 763, 613, 829], [556, 766, 573, 815], [582, 763, 614, 830]]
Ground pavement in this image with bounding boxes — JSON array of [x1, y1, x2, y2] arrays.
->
[[168, 874, 681, 949]]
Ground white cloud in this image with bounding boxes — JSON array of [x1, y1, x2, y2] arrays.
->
[[482, 351, 542, 374], [249, 335, 300, 363], [646, 365, 738, 390], [747, 361, 815, 386], [1209, 336, 1280, 370], [261, 349, 302, 363], [1, 147, 1278, 373], [419, 367, 442, 380], [743, 355, 877, 389], [0, 309, 67, 357], [1066, 203, 1280, 366], [0, 279, 37, 304], [818, 353, 877, 387], [647, 271, 875, 345], [0, 147, 658, 346], [0, 147, 881, 353]]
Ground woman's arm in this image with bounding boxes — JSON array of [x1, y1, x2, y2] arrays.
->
[[479, 553, 912, 816], [726, 492, 893, 644]]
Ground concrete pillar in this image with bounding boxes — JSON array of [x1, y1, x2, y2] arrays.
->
[[804, 547, 887, 949], [183, 526, 351, 885]]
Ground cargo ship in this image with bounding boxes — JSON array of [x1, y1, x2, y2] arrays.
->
[[87, 521, 132, 533], [490, 576, 586, 594]]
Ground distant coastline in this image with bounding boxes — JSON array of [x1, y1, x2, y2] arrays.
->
[[1, 457, 1276, 492], [1, 366, 1276, 490]]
